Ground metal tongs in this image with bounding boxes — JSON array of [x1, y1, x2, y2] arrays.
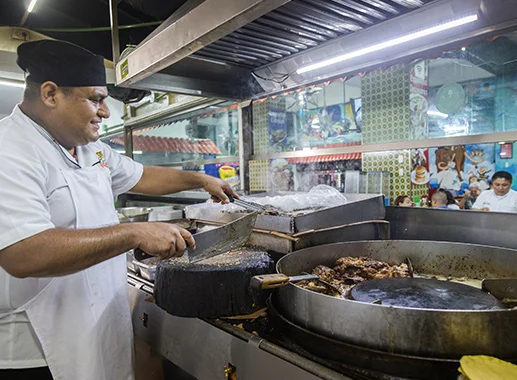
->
[[229, 195, 265, 213]]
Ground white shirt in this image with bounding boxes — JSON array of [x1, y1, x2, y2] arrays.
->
[[0, 106, 143, 368], [472, 189, 517, 213]]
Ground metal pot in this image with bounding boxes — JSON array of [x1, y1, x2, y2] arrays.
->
[[273, 240, 517, 359], [117, 207, 152, 223]]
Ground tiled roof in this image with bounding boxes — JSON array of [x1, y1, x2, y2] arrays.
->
[[313, 141, 361, 149], [288, 153, 362, 164], [111, 135, 222, 154]]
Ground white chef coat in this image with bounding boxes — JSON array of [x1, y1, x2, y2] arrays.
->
[[0, 106, 143, 368], [472, 189, 517, 213]]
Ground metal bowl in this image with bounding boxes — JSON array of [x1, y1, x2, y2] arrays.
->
[[117, 207, 152, 223]]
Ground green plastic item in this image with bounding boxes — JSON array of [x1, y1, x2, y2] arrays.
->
[[435, 83, 466, 115]]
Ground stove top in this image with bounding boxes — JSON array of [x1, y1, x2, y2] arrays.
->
[[128, 272, 459, 380]]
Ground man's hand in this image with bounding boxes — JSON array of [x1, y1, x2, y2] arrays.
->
[[463, 190, 471, 198], [130, 167, 240, 204], [135, 223, 196, 260], [202, 176, 239, 204]]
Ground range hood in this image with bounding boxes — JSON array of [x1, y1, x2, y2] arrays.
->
[[114, 0, 517, 100]]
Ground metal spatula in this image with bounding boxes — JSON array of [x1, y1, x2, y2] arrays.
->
[[134, 213, 257, 263]]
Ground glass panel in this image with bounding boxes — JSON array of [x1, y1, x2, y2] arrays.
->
[[254, 78, 363, 154], [252, 30, 517, 199], [270, 158, 362, 193], [255, 30, 517, 149], [128, 103, 238, 166], [426, 57, 497, 138], [100, 131, 124, 153], [422, 30, 517, 139], [103, 103, 241, 190]]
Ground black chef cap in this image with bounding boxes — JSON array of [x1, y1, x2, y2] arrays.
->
[[17, 40, 106, 87]]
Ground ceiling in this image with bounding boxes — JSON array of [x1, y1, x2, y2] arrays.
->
[[2, 0, 517, 101], [0, 0, 188, 60], [191, 0, 435, 70], [0, 0, 435, 67]]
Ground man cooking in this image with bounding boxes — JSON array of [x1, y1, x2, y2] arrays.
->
[[0, 40, 238, 380], [472, 171, 517, 213]]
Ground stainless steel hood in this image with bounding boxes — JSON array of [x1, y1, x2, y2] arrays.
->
[[114, 0, 517, 99]]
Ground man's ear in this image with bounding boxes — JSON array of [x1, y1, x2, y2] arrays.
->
[[40, 81, 59, 109]]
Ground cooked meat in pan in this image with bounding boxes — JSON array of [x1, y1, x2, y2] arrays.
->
[[298, 256, 411, 297]]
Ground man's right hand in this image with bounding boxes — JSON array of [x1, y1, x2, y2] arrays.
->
[[133, 222, 196, 260], [0, 222, 195, 278]]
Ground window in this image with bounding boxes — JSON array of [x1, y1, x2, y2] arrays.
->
[[420, 31, 517, 139], [108, 103, 239, 166], [253, 78, 363, 154]]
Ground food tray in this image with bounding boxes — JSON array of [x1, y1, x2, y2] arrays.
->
[[186, 193, 385, 234]]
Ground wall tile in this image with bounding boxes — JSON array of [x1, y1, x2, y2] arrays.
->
[[362, 65, 410, 145]]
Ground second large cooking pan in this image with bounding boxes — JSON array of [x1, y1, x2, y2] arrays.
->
[[273, 240, 517, 359]]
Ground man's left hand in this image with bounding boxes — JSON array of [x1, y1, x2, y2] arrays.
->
[[203, 176, 239, 204]]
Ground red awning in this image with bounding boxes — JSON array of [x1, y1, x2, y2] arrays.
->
[[110, 135, 222, 154], [288, 153, 361, 164]]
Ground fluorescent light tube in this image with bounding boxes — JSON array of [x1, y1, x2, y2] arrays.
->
[[27, 0, 38, 13], [0, 79, 25, 88], [297, 14, 478, 75]]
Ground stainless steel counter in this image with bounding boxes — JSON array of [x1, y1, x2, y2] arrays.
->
[[128, 283, 350, 380]]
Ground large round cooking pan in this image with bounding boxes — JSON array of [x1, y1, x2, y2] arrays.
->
[[273, 240, 517, 359]]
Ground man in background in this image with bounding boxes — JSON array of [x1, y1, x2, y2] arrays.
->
[[459, 182, 481, 209], [473, 171, 517, 213], [431, 191, 452, 209]]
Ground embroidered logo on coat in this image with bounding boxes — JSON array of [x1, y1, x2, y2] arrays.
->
[[96, 151, 109, 168]]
